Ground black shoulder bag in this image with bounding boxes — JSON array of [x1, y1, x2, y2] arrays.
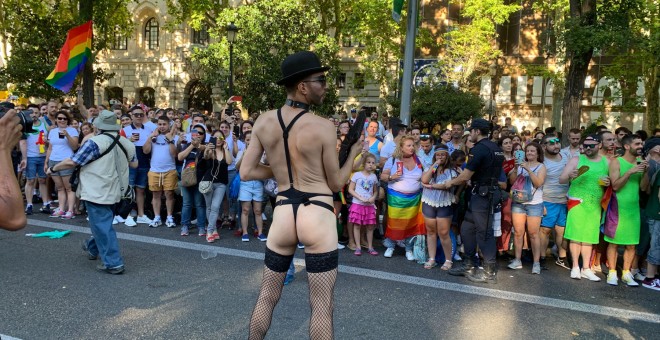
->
[[69, 133, 121, 192]]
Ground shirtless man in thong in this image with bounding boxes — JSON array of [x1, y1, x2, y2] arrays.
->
[[242, 51, 362, 340]]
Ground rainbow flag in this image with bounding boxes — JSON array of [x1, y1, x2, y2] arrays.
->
[[384, 188, 425, 240], [45, 21, 93, 93]]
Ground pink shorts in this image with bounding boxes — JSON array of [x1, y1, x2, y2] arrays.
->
[[348, 204, 377, 226]]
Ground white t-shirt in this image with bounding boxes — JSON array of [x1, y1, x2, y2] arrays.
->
[[228, 136, 245, 171], [25, 119, 49, 158], [149, 135, 178, 172], [350, 171, 378, 206], [47, 127, 79, 161], [122, 124, 155, 147], [383, 157, 423, 194], [380, 141, 396, 162]]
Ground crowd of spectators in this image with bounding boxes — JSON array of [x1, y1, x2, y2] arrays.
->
[[7, 97, 660, 291]]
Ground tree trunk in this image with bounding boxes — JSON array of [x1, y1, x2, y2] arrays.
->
[[645, 66, 659, 130], [561, 0, 596, 141], [79, 0, 94, 107]]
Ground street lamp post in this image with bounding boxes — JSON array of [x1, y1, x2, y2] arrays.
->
[[488, 62, 497, 121], [226, 22, 239, 98]]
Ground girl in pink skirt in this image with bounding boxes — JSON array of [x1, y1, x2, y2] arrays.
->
[[348, 153, 379, 256]]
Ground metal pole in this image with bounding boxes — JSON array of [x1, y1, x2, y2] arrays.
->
[[540, 77, 546, 129], [229, 43, 234, 97], [399, 0, 419, 125]]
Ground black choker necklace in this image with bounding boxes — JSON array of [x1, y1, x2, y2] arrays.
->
[[285, 99, 310, 110]]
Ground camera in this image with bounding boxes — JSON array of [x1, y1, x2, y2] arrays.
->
[[0, 102, 34, 134]]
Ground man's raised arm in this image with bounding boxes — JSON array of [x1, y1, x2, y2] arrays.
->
[[241, 122, 273, 181]]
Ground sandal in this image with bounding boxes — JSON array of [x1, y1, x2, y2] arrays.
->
[[440, 260, 453, 271], [424, 259, 437, 269]]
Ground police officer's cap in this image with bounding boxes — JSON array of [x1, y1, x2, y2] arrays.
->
[[467, 118, 490, 132]]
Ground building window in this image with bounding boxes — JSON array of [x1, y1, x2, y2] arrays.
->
[[192, 26, 209, 45], [342, 35, 352, 47], [112, 31, 127, 50], [137, 87, 156, 107], [336, 73, 346, 89], [144, 18, 159, 50], [354, 73, 365, 89]]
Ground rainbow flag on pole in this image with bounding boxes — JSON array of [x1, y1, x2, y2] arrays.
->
[[45, 21, 93, 93]]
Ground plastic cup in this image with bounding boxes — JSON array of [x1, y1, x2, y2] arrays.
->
[[598, 176, 608, 186], [201, 250, 217, 259]]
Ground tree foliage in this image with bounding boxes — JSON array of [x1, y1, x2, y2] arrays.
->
[[189, 0, 340, 115], [411, 85, 483, 125], [439, 0, 520, 90], [0, 0, 132, 99]]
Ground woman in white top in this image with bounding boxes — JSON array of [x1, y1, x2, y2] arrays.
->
[[45, 111, 79, 219], [421, 145, 459, 270], [507, 142, 547, 274]]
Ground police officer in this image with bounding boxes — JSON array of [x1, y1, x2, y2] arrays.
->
[[443, 118, 504, 283]]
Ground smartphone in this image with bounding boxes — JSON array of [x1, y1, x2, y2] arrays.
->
[[514, 150, 525, 164], [209, 136, 217, 146], [224, 108, 231, 116], [229, 95, 242, 102]]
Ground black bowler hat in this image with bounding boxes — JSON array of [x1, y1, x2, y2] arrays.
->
[[277, 51, 330, 86]]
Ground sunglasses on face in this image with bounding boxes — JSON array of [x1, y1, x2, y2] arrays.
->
[[420, 134, 431, 140], [302, 76, 327, 85], [56, 117, 68, 121], [133, 113, 144, 117], [545, 138, 560, 145], [583, 143, 599, 149]]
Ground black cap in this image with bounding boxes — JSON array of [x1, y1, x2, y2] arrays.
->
[[467, 118, 490, 131], [643, 137, 660, 153], [389, 117, 407, 128], [584, 134, 601, 143]]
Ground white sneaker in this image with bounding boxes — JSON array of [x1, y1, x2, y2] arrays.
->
[[607, 271, 618, 286], [124, 216, 137, 227], [405, 251, 415, 261], [112, 216, 119, 225], [384, 248, 394, 258], [165, 217, 176, 228], [149, 217, 162, 228], [136, 215, 152, 224], [581, 268, 601, 282], [337, 243, 345, 250], [570, 267, 581, 280], [621, 272, 639, 287], [634, 272, 647, 281], [114, 215, 125, 223]]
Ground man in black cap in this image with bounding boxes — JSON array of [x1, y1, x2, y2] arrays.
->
[[444, 118, 505, 283], [241, 51, 363, 340]]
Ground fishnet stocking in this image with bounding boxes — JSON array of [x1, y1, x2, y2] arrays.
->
[[307, 268, 337, 340], [248, 266, 287, 340]]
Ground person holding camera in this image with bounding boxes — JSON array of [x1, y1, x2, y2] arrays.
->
[[45, 110, 79, 219], [46, 110, 137, 274], [0, 108, 28, 230], [177, 124, 208, 236]]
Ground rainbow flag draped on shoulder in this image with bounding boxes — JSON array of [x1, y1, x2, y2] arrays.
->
[[45, 21, 93, 93]]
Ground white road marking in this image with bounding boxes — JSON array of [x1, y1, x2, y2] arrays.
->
[[0, 334, 23, 340], [27, 219, 660, 324]]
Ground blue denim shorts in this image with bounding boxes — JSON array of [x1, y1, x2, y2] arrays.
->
[[239, 180, 264, 202], [511, 202, 544, 217], [26, 157, 46, 180], [541, 202, 567, 228], [129, 167, 149, 188], [647, 218, 660, 266], [48, 159, 75, 177]]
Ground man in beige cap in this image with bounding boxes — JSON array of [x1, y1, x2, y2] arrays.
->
[[47, 110, 137, 274]]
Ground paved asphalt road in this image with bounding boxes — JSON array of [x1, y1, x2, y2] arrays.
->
[[1, 212, 659, 340]]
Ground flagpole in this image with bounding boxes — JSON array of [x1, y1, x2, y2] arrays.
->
[[399, 0, 418, 126]]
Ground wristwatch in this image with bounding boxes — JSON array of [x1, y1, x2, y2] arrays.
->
[[388, 174, 392, 182]]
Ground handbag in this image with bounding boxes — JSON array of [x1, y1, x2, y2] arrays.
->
[[511, 165, 540, 204], [199, 159, 220, 194], [180, 151, 200, 187], [228, 171, 241, 199]]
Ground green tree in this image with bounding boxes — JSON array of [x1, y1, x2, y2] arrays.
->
[[0, 0, 132, 102], [186, 0, 340, 115], [439, 0, 520, 90], [411, 85, 483, 125]]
